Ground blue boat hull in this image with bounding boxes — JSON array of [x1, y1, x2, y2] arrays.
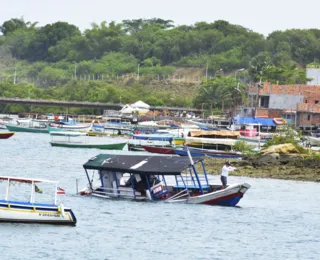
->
[[174, 149, 241, 159], [133, 134, 174, 141]]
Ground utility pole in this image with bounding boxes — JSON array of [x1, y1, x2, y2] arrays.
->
[[255, 77, 263, 118], [205, 63, 208, 80], [74, 62, 77, 80], [13, 67, 17, 85], [137, 63, 140, 80], [201, 103, 205, 119]]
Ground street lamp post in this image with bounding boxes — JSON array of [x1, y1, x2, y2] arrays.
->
[[137, 63, 140, 80], [201, 103, 205, 119], [13, 67, 17, 85], [205, 62, 208, 80], [74, 62, 77, 80], [234, 68, 245, 80]]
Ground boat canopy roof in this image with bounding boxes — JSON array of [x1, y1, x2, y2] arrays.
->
[[83, 154, 204, 175], [0, 176, 58, 184], [189, 130, 240, 138], [234, 117, 277, 126], [49, 131, 87, 136]]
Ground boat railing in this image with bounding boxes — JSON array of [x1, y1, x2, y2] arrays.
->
[[93, 186, 144, 199], [179, 174, 208, 187], [165, 189, 189, 202]]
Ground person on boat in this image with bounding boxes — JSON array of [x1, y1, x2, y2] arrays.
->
[[221, 162, 236, 188]]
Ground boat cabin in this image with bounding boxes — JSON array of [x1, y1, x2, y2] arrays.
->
[[82, 154, 213, 201]]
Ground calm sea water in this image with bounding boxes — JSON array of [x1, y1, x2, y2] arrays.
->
[[0, 131, 319, 260]]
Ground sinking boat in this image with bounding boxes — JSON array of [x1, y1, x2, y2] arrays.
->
[[81, 150, 250, 206]]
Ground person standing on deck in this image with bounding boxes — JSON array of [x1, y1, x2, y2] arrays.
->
[[221, 162, 236, 188]]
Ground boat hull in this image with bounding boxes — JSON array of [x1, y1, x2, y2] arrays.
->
[[306, 136, 320, 146], [173, 137, 185, 145], [143, 145, 176, 154], [5, 124, 49, 133], [133, 134, 174, 141], [0, 132, 15, 139], [50, 142, 127, 150], [174, 148, 242, 159], [0, 201, 76, 226], [167, 183, 250, 206]]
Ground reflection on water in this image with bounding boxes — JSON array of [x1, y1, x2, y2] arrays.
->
[[0, 131, 319, 260]]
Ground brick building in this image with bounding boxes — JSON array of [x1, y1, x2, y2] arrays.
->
[[245, 82, 320, 129]]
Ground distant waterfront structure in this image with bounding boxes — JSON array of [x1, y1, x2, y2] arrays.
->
[[306, 63, 320, 85]]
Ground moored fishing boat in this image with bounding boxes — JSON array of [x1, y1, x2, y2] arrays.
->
[[50, 131, 127, 150], [173, 147, 242, 159], [0, 176, 76, 225], [133, 133, 175, 142], [185, 130, 240, 150], [80, 151, 250, 206], [5, 119, 49, 134], [0, 132, 15, 139], [143, 145, 177, 154]]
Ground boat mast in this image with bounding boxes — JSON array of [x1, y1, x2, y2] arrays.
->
[[30, 181, 35, 203], [54, 183, 58, 205], [5, 178, 10, 200]]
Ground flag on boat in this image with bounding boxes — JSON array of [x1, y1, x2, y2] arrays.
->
[[56, 187, 66, 195], [35, 185, 42, 194]]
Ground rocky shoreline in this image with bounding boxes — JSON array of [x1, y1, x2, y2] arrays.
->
[[204, 158, 320, 182], [203, 144, 320, 182]]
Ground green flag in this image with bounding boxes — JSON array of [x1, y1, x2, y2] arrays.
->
[[35, 185, 42, 194]]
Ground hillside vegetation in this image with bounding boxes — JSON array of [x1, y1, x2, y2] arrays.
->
[[0, 18, 316, 114]]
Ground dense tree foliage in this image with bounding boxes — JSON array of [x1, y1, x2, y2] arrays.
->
[[194, 76, 247, 113], [0, 17, 319, 113]]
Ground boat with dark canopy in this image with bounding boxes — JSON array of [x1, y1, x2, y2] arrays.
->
[[81, 151, 250, 206]]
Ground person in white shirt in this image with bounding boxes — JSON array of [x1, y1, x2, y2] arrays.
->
[[221, 162, 236, 188]]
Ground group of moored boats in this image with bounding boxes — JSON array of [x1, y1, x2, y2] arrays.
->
[[0, 117, 255, 226]]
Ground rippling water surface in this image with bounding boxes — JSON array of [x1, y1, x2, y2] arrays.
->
[[0, 131, 319, 260]]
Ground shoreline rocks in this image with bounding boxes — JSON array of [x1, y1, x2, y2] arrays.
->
[[203, 143, 320, 182]]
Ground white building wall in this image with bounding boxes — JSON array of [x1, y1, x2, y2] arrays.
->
[[268, 94, 303, 110], [307, 68, 320, 85]]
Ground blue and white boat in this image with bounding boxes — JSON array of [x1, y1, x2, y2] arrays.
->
[[132, 133, 175, 142], [173, 147, 242, 159], [0, 176, 77, 225], [80, 149, 250, 207]]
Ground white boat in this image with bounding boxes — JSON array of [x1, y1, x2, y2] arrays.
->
[[306, 136, 320, 146], [0, 176, 77, 225], [185, 137, 238, 146], [49, 131, 128, 150]]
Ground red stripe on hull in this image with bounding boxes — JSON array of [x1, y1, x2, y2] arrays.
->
[[201, 192, 243, 205]]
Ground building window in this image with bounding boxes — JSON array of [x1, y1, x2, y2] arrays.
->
[[260, 96, 270, 108], [315, 100, 319, 104], [305, 100, 308, 103], [307, 114, 311, 121]]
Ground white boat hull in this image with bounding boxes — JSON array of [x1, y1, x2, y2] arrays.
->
[[306, 136, 320, 146], [166, 183, 250, 206], [0, 201, 76, 225], [185, 137, 238, 146]]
